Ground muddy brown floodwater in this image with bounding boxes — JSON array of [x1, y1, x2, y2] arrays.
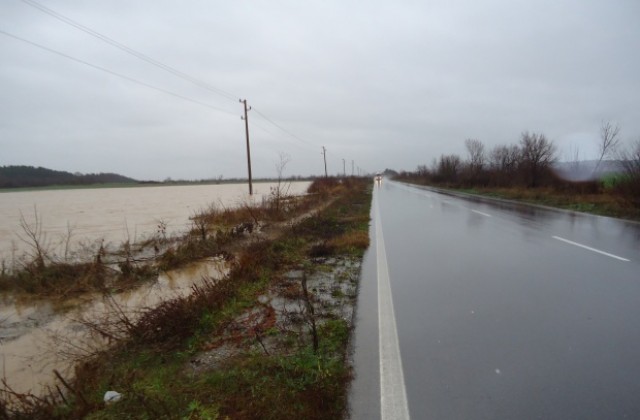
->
[[0, 181, 310, 263], [1, 258, 227, 396], [0, 181, 310, 397]]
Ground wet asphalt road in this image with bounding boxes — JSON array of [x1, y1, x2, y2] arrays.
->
[[350, 181, 640, 420]]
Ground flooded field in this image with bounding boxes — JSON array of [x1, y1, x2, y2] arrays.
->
[[1, 259, 227, 396], [0, 181, 309, 397], [0, 181, 310, 263]]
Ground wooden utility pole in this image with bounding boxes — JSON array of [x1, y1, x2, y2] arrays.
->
[[351, 160, 354, 176], [322, 146, 328, 178], [240, 99, 253, 195], [342, 159, 346, 177]]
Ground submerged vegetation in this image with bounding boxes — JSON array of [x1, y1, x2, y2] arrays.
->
[[1, 177, 372, 419], [0, 179, 309, 297]]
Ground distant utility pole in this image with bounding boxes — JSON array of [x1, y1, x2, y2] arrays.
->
[[342, 159, 346, 177], [351, 160, 354, 176], [322, 146, 328, 178], [240, 99, 253, 195]]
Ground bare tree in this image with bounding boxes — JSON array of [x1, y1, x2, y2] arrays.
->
[[616, 139, 640, 205], [275, 152, 290, 180], [62, 222, 75, 262], [436, 154, 462, 183], [489, 145, 513, 171], [489, 144, 521, 186], [465, 138, 485, 174], [190, 205, 213, 242], [416, 164, 430, 178], [519, 132, 556, 187], [16, 207, 48, 269], [271, 152, 291, 213], [594, 121, 621, 176]]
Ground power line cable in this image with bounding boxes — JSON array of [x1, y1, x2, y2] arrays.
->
[[20, 0, 333, 158], [253, 108, 363, 171], [0, 29, 238, 116], [252, 107, 319, 148], [324, 149, 367, 175], [248, 120, 279, 139], [19, 0, 363, 174], [20, 0, 240, 102], [249, 117, 316, 150], [251, 109, 369, 176], [249, 121, 318, 155]]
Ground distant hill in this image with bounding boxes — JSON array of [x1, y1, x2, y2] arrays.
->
[[552, 160, 625, 182], [0, 165, 138, 188]]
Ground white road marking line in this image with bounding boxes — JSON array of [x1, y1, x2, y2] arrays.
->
[[471, 209, 492, 217], [552, 236, 630, 262], [375, 196, 411, 420]]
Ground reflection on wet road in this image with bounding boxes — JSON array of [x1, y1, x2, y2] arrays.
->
[[351, 180, 640, 420]]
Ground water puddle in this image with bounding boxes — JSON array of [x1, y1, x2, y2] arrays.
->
[[189, 256, 361, 374], [0, 258, 227, 396]]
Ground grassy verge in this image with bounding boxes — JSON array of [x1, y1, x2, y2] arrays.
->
[[401, 180, 640, 221], [1, 177, 372, 419], [460, 187, 640, 220]]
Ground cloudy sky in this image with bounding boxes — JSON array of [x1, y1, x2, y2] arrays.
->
[[1, 0, 639, 180]]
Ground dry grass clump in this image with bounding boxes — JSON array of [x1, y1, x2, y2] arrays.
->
[[133, 240, 281, 351], [328, 231, 370, 253], [306, 177, 363, 198], [473, 186, 639, 218]]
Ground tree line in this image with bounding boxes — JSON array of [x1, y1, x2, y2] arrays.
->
[[395, 125, 640, 206], [0, 165, 137, 188]]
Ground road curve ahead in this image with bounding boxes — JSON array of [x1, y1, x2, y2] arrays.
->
[[350, 180, 640, 420]]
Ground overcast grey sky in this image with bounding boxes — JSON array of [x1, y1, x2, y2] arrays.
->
[[1, 0, 639, 180]]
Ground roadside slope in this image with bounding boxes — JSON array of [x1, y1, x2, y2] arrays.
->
[[2, 178, 372, 419]]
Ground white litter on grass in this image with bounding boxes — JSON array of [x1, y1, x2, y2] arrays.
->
[[104, 390, 123, 404]]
